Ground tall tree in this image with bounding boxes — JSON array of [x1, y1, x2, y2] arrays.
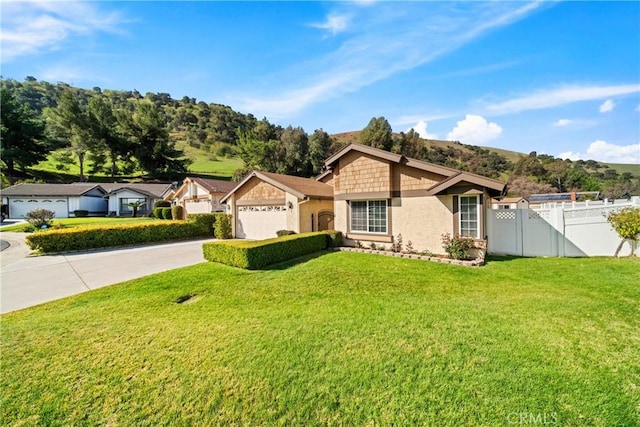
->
[[278, 125, 309, 176], [87, 95, 128, 181], [119, 100, 190, 178], [308, 129, 332, 175], [0, 88, 48, 176], [360, 116, 393, 151], [44, 89, 94, 181]]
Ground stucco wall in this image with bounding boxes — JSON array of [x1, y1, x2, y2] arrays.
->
[[298, 198, 334, 233], [334, 152, 390, 195], [334, 196, 453, 254], [390, 196, 453, 254]]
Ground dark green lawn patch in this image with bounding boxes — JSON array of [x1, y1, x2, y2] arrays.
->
[[1, 254, 638, 425]]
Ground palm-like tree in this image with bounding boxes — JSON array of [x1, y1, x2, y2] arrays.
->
[[127, 200, 145, 218]]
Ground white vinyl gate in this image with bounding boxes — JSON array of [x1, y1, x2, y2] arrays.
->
[[236, 205, 287, 240], [488, 197, 640, 257]]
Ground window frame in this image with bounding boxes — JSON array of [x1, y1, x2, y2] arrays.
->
[[458, 195, 480, 239], [120, 197, 147, 213], [350, 199, 388, 234]]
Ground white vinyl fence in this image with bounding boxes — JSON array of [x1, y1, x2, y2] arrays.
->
[[488, 197, 640, 257]]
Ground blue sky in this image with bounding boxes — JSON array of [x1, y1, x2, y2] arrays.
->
[[2, 1, 639, 164]]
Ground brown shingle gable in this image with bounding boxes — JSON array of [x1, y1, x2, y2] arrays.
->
[[320, 142, 506, 196], [322, 142, 461, 179], [221, 170, 334, 203]]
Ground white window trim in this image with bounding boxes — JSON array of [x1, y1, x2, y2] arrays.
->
[[459, 195, 480, 239], [350, 199, 388, 234]]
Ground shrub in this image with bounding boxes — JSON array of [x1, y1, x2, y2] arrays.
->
[[25, 221, 211, 253], [391, 234, 403, 252], [153, 207, 164, 219], [73, 210, 89, 217], [203, 231, 332, 269], [325, 230, 343, 248], [21, 223, 36, 233], [276, 230, 296, 237], [607, 207, 640, 256], [172, 205, 184, 221], [25, 209, 55, 228], [441, 233, 474, 260], [187, 213, 218, 235], [154, 200, 172, 208], [214, 214, 232, 239], [161, 207, 173, 220]]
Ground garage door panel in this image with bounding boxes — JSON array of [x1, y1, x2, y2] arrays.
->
[[9, 198, 68, 219], [236, 205, 287, 240]]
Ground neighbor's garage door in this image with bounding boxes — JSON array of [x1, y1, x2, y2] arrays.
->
[[236, 205, 286, 240], [9, 198, 68, 219]]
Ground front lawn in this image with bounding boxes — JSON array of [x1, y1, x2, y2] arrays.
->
[[1, 254, 638, 425], [0, 216, 159, 232]]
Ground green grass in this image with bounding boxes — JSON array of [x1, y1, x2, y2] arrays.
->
[[2, 253, 639, 425], [0, 216, 160, 232], [28, 145, 244, 181]]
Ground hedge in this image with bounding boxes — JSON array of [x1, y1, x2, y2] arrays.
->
[[187, 213, 229, 237], [161, 207, 173, 220], [202, 231, 342, 270], [171, 205, 184, 221], [25, 221, 211, 253]]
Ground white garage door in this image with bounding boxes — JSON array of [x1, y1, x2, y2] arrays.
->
[[236, 205, 287, 240], [185, 199, 211, 215], [9, 198, 69, 219]]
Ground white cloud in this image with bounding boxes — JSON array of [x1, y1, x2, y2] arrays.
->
[[554, 119, 572, 127], [486, 84, 640, 115], [238, 1, 545, 118], [408, 120, 438, 139], [599, 99, 615, 113], [0, 1, 127, 62], [310, 14, 349, 36], [558, 140, 640, 164], [447, 114, 503, 145]]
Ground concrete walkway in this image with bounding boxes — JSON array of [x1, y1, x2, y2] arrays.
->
[[0, 233, 215, 314]]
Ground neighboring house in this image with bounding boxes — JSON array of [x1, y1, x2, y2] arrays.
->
[[167, 177, 236, 218], [1, 183, 108, 219], [491, 197, 529, 209], [528, 191, 600, 208], [318, 143, 506, 253], [221, 171, 334, 240], [101, 183, 173, 216], [0, 182, 175, 218]]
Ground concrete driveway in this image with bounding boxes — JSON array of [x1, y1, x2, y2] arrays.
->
[[0, 232, 215, 314]]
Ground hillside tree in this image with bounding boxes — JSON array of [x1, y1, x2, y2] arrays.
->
[[44, 89, 95, 181], [119, 100, 190, 178], [0, 87, 49, 176], [360, 116, 393, 151], [308, 129, 333, 175]]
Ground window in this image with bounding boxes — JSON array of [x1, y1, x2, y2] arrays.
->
[[459, 195, 479, 238], [350, 200, 387, 233], [120, 198, 147, 212]]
